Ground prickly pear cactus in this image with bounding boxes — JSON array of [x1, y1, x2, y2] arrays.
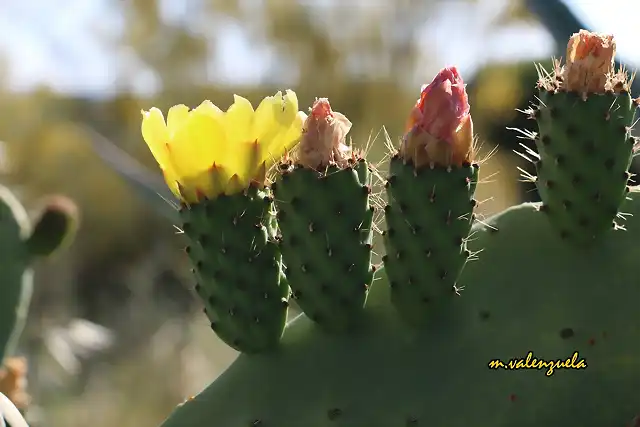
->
[[140, 91, 306, 354], [526, 31, 637, 244], [383, 67, 478, 326], [273, 99, 375, 332], [133, 29, 640, 427], [0, 185, 78, 362]]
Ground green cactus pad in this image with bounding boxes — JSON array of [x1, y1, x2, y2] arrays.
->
[[180, 185, 289, 354], [383, 155, 478, 327], [0, 186, 33, 361], [533, 90, 636, 243], [159, 191, 640, 427], [272, 158, 375, 332], [26, 196, 79, 257]]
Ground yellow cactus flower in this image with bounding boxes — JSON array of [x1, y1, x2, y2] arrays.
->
[[141, 90, 306, 203]]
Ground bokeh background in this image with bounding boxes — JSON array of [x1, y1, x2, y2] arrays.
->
[[0, 0, 638, 426]]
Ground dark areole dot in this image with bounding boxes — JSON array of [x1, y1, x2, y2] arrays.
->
[[604, 158, 615, 170], [560, 327, 575, 339], [406, 417, 419, 426], [327, 408, 342, 420], [583, 141, 595, 154], [577, 217, 589, 228]]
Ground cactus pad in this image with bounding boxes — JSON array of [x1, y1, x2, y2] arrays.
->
[[180, 185, 289, 354], [0, 186, 78, 362], [533, 90, 636, 243], [0, 187, 32, 362], [160, 190, 640, 427], [273, 158, 375, 332], [383, 155, 478, 326]]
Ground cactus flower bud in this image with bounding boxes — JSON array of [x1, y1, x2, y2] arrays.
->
[[563, 30, 616, 93], [401, 66, 474, 167], [297, 98, 353, 170]]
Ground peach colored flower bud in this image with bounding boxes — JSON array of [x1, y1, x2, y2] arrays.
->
[[401, 67, 474, 167], [297, 98, 353, 170], [563, 30, 615, 93]]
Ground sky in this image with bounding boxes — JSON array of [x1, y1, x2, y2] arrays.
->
[[0, 0, 635, 96]]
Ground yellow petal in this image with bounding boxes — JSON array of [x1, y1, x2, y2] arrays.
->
[[251, 92, 280, 143], [166, 105, 190, 137], [164, 104, 193, 182], [208, 164, 233, 196], [274, 90, 299, 127], [189, 101, 227, 171], [261, 110, 306, 166], [194, 99, 223, 116], [141, 108, 171, 170], [233, 139, 262, 184], [223, 95, 255, 177], [165, 112, 194, 178], [161, 168, 182, 199], [225, 95, 254, 145], [224, 174, 246, 195], [167, 105, 227, 182]]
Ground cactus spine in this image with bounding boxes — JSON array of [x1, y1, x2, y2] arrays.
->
[[273, 99, 374, 332]]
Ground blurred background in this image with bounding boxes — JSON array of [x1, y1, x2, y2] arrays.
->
[[0, 0, 637, 426]]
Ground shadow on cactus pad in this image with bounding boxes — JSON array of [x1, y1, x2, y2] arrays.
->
[[160, 190, 640, 427]]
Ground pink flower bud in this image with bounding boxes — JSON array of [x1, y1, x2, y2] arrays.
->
[[401, 67, 474, 167], [297, 98, 353, 170]]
